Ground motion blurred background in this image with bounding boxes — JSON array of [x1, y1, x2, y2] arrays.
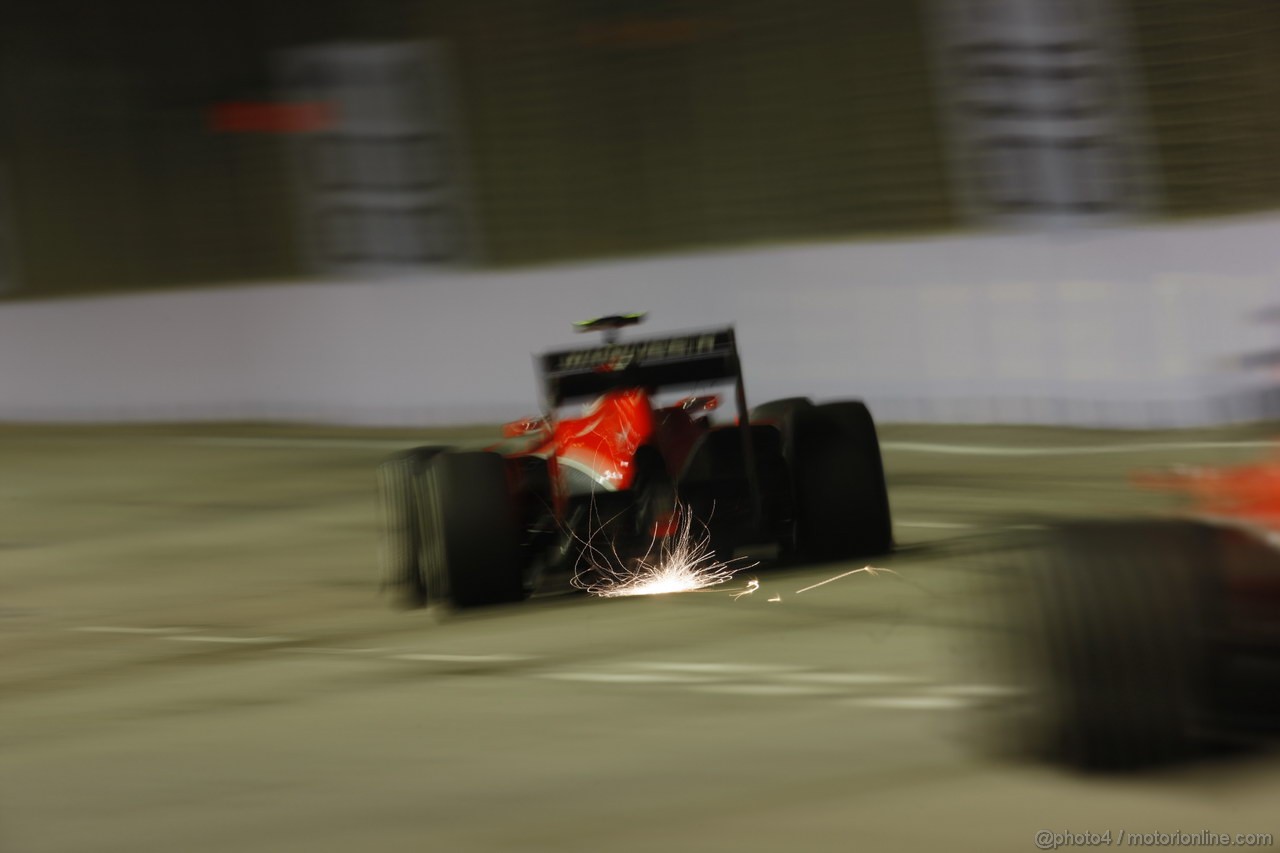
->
[[1, 0, 1279, 424], [5, 5, 1280, 853], [2, 0, 1278, 289]]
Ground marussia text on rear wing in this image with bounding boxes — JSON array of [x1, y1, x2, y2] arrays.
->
[[539, 327, 740, 406]]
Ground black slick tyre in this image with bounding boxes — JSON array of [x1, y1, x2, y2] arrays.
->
[[419, 451, 528, 608], [791, 400, 893, 560], [750, 397, 814, 435], [1006, 521, 1218, 769]]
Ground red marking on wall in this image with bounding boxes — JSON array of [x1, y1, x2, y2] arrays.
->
[[208, 102, 336, 134]]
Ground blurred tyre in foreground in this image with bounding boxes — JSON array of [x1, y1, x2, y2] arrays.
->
[[987, 520, 1280, 770]]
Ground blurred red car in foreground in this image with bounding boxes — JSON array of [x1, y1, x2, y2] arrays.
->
[[996, 448, 1280, 769]]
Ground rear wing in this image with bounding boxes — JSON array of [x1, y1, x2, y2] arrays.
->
[[539, 327, 740, 407]]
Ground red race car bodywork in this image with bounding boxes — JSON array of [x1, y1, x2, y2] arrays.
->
[[500, 387, 715, 520]]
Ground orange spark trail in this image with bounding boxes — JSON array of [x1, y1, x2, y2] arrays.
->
[[794, 565, 897, 594]]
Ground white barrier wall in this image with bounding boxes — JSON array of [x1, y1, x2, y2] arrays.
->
[[2, 215, 1279, 427]]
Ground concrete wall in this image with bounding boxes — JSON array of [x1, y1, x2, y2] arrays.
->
[[3, 214, 1279, 427]]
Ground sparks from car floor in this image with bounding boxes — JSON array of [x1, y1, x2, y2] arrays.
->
[[571, 500, 757, 598]]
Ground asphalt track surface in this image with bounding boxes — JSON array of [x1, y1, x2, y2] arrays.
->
[[4, 423, 1280, 853]]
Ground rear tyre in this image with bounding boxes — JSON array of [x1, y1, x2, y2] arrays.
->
[[791, 400, 893, 560], [750, 397, 814, 432], [419, 451, 528, 609], [376, 446, 447, 608], [750, 398, 813, 555], [631, 447, 676, 544], [676, 425, 788, 562], [1004, 522, 1218, 769]]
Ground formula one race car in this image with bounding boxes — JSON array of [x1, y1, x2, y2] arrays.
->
[[378, 314, 892, 609], [992, 457, 1280, 769]]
